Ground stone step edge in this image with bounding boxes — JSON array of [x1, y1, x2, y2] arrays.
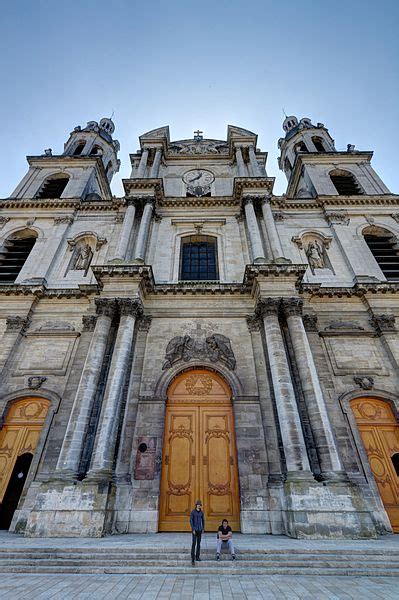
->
[[0, 547, 397, 556], [0, 566, 397, 577], [1, 560, 398, 569]]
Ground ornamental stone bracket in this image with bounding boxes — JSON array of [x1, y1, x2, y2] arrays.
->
[[27, 376, 47, 390], [6, 316, 31, 332], [303, 314, 318, 332], [370, 313, 396, 334], [162, 333, 236, 371], [353, 375, 374, 390], [325, 211, 350, 226]]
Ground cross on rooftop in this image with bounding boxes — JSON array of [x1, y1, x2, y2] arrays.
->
[[193, 130, 203, 141]]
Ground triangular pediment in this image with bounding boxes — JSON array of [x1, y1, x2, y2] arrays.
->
[[227, 125, 257, 139], [140, 126, 170, 143]]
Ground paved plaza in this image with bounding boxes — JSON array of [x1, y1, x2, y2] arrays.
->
[[1, 572, 399, 599]]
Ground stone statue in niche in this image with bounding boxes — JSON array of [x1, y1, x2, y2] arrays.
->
[[162, 333, 236, 370], [68, 243, 93, 276], [306, 239, 325, 271]]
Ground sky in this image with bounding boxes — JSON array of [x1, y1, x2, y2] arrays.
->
[[0, 0, 398, 197]]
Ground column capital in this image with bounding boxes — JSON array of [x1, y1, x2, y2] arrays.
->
[[82, 315, 97, 332], [281, 297, 303, 318], [370, 313, 396, 334], [143, 196, 156, 207], [138, 314, 152, 332], [118, 298, 143, 318], [255, 297, 280, 318], [95, 298, 117, 318], [261, 195, 272, 205], [246, 315, 262, 332]]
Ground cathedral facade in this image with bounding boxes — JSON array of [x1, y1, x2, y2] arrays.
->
[[0, 116, 398, 538]]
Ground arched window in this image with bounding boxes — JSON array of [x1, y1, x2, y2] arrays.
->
[[294, 142, 308, 154], [363, 226, 399, 280], [330, 169, 362, 195], [90, 145, 102, 156], [0, 231, 37, 283], [180, 235, 218, 281], [73, 142, 85, 156], [392, 453, 399, 477], [312, 137, 326, 152], [36, 174, 69, 199]]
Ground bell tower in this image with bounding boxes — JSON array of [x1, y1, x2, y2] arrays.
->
[[278, 115, 390, 199], [10, 118, 120, 201]]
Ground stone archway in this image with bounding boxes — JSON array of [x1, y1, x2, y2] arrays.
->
[[158, 368, 240, 532], [0, 397, 50, 529], [351, 397, 399, 532]]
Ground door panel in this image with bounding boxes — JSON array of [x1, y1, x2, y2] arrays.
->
[[351, 397, 399, 533], [159, 370, 240, 532]]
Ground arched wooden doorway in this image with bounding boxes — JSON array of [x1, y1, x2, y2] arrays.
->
[[351, 397, 399, 532], [159, 369, 240, 532], [0, 397, 50, 529]]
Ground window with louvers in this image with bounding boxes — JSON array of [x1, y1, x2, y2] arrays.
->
[[180, 236, 218, 281], [0, 236, 37, 283], [36, 176, 69, 199], [364, 233, 399, 280], [330, 171, 362, 195]]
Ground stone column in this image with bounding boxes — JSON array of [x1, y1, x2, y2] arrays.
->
[[134, 199, 154, 262], [113, 201, 136, 261], [261, 198, 286, 262], [150, 147, 162, 178], [243, 197, 266, 263], [256, 298, 311, 476], [235, 146, 246, 177], [137, 148, 149, 178], [56, 298, 116, 478], [86, 299, 143, 481], [248, 144, 262, 176], [282, 298, 344, 478]]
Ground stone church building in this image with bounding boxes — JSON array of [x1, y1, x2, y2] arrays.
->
[[0, 115, 398, 538]]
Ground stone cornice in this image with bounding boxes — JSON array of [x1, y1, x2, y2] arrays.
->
[[160, 196, 239, 208], [0, 198, 122, 211], [300, 282, 399, 298], [0, 283, 98, 298], [243, 264, 307, 288], [91, 264, 155, 294], [233, 177, 274, 201], [271, 194, 399, 209], [122, 178, 164, 201]]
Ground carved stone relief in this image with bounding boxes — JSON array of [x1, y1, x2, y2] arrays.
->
[[162, 333, 236, 370], [370, 314, 396, 334], [28, 376, 47, 390], [354, 375, 374, 390]]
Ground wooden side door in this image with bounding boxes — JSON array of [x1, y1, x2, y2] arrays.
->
[[352, 397, 399, 532], [200, 405, 240, 531], [0, 397, 50, 505]]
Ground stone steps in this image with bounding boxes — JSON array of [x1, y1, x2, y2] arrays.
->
[[0, 546, 398, 576]]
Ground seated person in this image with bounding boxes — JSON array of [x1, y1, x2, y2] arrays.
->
[[216, 519, 235, 560]]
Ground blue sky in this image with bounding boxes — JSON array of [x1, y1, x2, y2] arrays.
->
[[0, 0, 398, 197]]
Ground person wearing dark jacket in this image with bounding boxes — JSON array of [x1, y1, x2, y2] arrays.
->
[[190, 500, 205, 565]]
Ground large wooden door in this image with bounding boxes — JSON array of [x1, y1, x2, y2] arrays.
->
[[351, 397, 399, 532], [0, 397, 50, 528], [159, 370, 240, 531]]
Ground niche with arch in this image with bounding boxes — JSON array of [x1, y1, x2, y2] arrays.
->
[[64, 233, 106, 277], [0, 229, 38, 283], [293, 232, 334, 276], [363, 225, 399, 280]]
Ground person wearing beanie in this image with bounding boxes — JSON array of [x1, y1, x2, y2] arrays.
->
[[190, 500, 205, 565]]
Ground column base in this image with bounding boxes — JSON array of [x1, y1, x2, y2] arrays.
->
[[22, 480, 115, 537], [283, 478, 379, 539]]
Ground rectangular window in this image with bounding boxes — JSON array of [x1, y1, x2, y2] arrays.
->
[[180, 236, 218, 281]]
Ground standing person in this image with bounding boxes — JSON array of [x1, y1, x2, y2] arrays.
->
[[190, 500, 205, 566], [216, 518, 236, 560]]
